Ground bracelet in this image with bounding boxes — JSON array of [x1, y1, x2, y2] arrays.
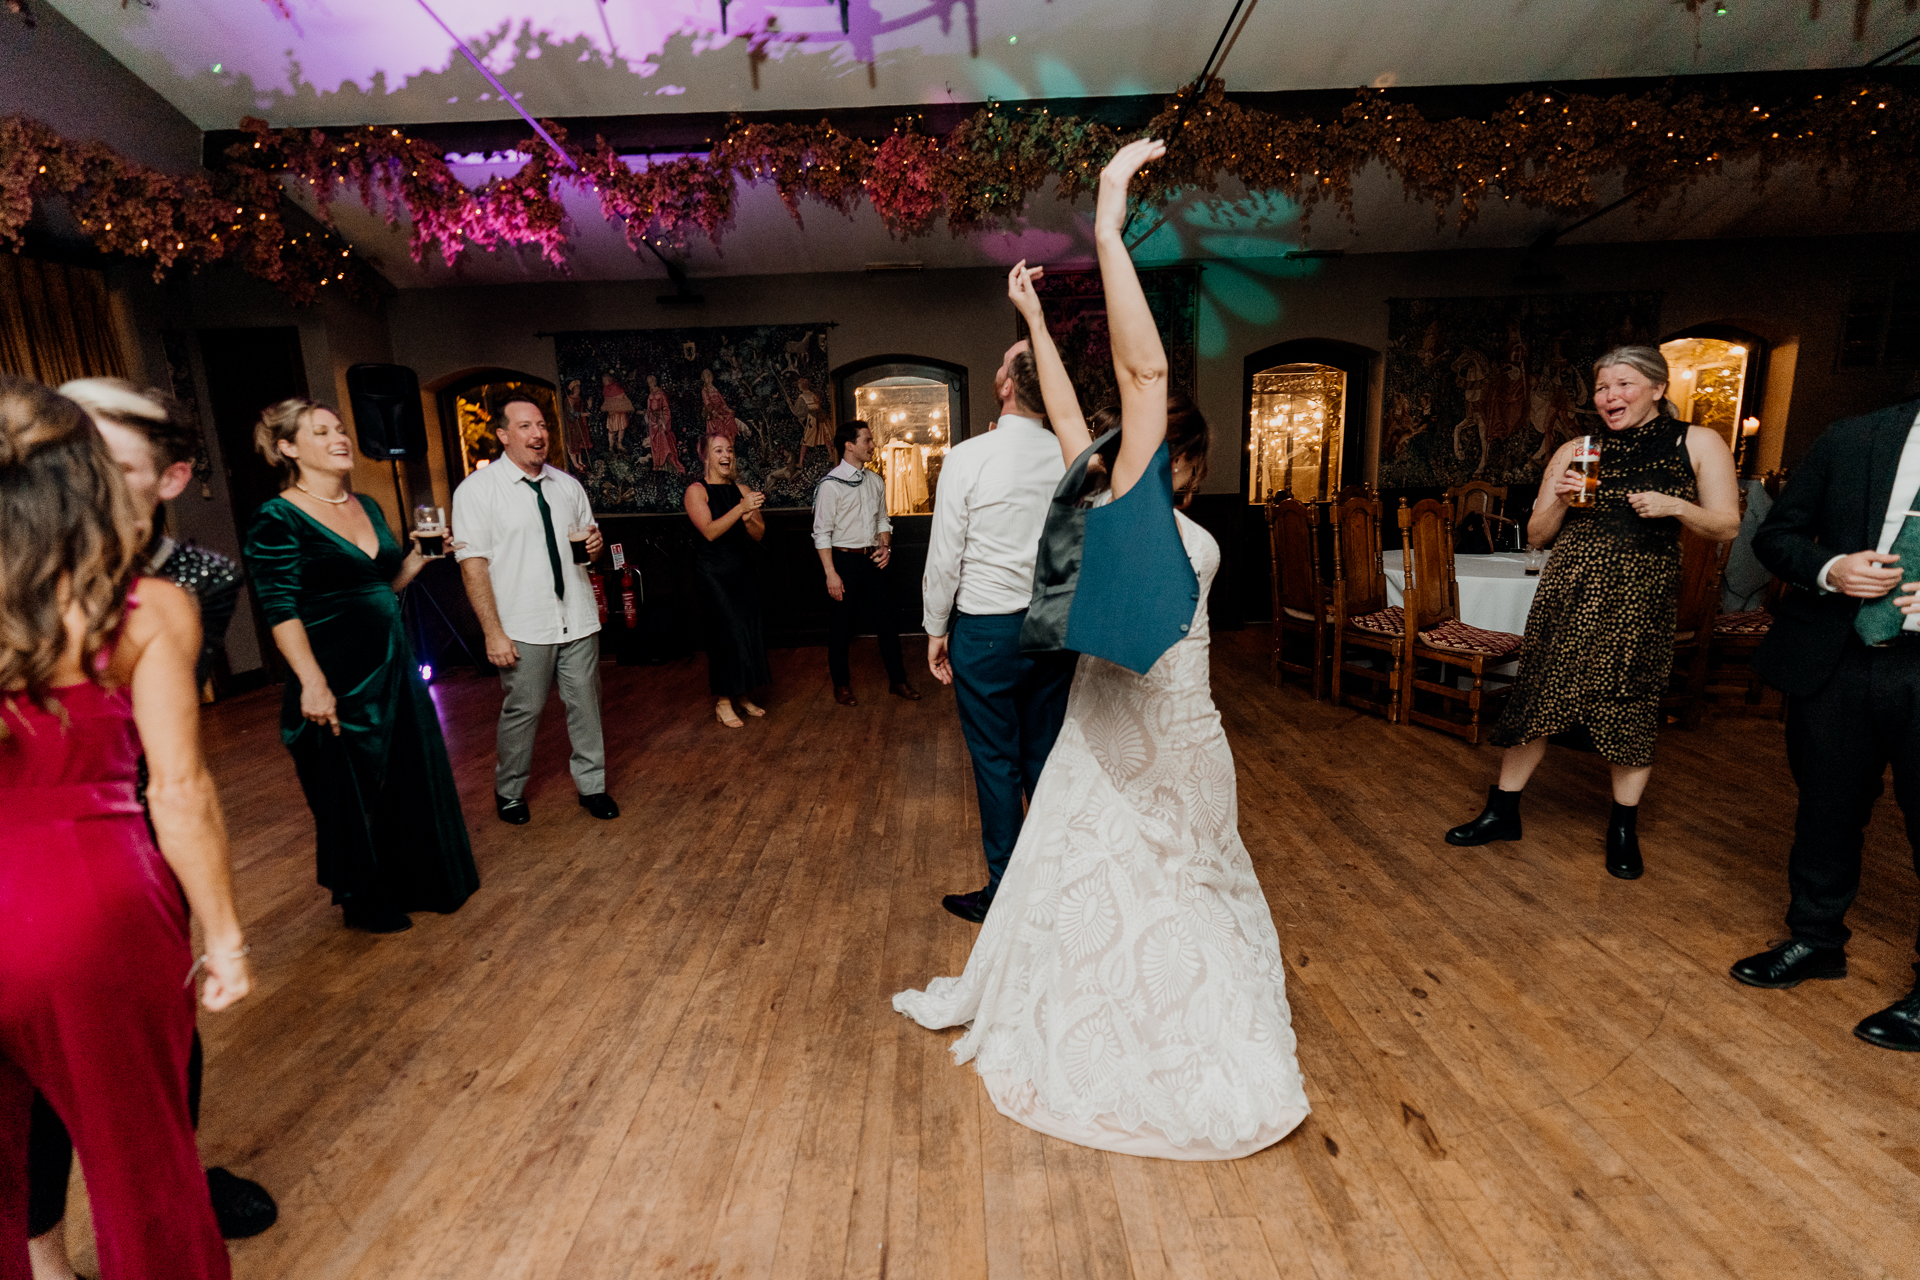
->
[[184, 943, 252, 987]]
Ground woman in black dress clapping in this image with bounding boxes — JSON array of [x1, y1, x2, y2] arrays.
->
[[683, 431, 772, 728]]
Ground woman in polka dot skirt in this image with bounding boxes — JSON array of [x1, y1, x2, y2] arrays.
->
[[1445, 346, 1740, 878]]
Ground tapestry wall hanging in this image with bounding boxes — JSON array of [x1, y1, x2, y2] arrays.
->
[[1381, 292, 1663, 489], [552, 324, 833, 514], [1029, 268, 1198, 412]]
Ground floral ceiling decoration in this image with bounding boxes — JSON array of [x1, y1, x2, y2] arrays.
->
[[3, 74, 1916, 303]]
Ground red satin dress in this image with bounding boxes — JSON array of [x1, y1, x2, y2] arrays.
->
[[0, 680, 228, 1279]]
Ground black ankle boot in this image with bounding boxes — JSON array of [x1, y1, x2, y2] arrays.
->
[[1446, 786, 1522, 846], [1605, 802, 1643, 880]]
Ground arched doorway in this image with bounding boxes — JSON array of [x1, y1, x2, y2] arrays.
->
[[426, 367, 566, 495], [1659, 325, 1768, 475], [1242, 339, 1373, 505], [833, 355, 969, 516]]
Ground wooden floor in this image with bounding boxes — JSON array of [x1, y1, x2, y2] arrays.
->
[[58, 631, 1920, 1279]]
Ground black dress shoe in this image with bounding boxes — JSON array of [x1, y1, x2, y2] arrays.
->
[[942, 887, 995, 923], [578, 792, 620, 820], [1605, 801, 1643, 880], [1445, 786, 1522, 846], [891, 682, 922, 701], [1729, 939, 1847, 989], [342, 900, 412, 934], [1854, 984, 1920, 1051], [206, 1166, 278, 1239], [495, 793, 531, 825], [834, 685, 858, 706]]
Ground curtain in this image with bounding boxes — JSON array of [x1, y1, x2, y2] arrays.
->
[[0, 256, 129, 385]]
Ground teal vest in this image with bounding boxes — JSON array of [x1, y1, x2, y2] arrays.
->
[[1019, 429, 1200, 675]]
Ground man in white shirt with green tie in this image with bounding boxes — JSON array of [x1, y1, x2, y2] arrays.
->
[[454, 396, 619, 824]]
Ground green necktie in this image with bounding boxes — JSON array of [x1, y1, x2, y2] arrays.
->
[[528, 477, 566, 599], [1855, 506, 1920, 645]]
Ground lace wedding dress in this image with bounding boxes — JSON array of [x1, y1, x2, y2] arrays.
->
[[894, 510, 1310, 1159]]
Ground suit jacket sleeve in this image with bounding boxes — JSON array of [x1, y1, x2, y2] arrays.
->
[[1752, 427, 1837, 591]]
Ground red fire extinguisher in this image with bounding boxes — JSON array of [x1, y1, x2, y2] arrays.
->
[[611, 543, 638, 629], [589, 568, 610, 627]]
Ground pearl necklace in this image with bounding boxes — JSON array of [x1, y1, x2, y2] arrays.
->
[[295, 482, 352, 506]]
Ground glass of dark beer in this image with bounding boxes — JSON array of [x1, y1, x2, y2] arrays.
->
[[413, 505, 446, 558], [569, 522, 595, 565]]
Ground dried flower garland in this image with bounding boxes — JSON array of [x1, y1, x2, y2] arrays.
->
[[3, 74, 1915, 304], [0, 116, 379, 304]]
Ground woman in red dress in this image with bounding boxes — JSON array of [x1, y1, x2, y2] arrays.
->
[[0, 378, 252, 1279]]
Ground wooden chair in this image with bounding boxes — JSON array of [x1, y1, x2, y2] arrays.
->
[[1267, 493, 1330, 698], [1660, 527, 1732, 730], [1397, 498, 1524, 744], [1445, 481, 1507, 525], [1702, 576, 1786, 719], [1328, 491, 1405, 720]]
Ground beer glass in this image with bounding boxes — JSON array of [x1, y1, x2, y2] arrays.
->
[[412, 505, 446, 558], [1566, 435, 1600, 509], [569, 522, 595, 565]]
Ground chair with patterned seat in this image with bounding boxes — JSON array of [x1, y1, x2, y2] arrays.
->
[[1397, 497, 1524, 744], [1660, 525, 1732, 730], [1329, 491, 1404, 720], [1703, 578, 1787, 718], [1267, 493, 1330, 698]]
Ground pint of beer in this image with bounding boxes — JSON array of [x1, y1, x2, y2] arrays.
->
[[1566, 435, 1601, 509], [413, 505, 446, 558], [569, 524, 594, 565]]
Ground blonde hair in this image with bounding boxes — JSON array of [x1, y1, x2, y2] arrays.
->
[[60, 377, 198, 469], [253, 398, 333, 489], [0, 377, 143, 732]]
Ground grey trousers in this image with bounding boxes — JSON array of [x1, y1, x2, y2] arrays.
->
[[495, 633, 606, 799]]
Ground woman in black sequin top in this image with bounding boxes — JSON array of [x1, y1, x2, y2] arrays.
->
[[1445, 346, 1740, 879]]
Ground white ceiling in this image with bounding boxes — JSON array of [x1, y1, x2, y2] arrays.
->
[[44, 0, 1920, 129]]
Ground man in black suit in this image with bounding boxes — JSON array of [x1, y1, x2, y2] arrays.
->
[[1734, 393, 1920, 1052]]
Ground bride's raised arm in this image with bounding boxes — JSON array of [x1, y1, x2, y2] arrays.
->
[[1006, 260, 1092, 470], [1094, 138, 1171, 501]]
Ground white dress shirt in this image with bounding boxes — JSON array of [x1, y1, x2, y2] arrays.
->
[[1818, 409, 1920, 632], [921, 414, 1066, 636], [811, 462, 891, 549], [453, 459, 601, 646]]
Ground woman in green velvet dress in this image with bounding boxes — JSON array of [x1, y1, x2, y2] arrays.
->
[[242, 399, 478, 933]]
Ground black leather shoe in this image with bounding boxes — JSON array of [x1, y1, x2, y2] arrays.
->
[[891, 682, 922, 701], [1854, 984, 1920, 1051], [342, 901, 412, 934], [834, 685, 858, 706], [1729, 940, 1847, 989], [206, 1167, 278, 1239], [941, 887, 995, 923], [578, 792, 620, 820], [495, 793, 531, 825], [1605, 801, 1643, 880], [1445, 786, 1522, 846]]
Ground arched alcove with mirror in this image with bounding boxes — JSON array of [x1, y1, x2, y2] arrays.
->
[[1658, 324, 1770, 477], [832, 355, 969, 517]]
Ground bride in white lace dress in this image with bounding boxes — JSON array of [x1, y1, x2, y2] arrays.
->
[[893, 140, 1310, 1160]]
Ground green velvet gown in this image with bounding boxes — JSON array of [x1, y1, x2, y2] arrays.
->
[[244, 495, 478, 916]]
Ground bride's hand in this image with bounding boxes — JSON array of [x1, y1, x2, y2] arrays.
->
[[1095, 138, 1167, 237], [1007, 260, 1045, 320]]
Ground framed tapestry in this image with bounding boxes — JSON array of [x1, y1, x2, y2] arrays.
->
[[1381, 292, 1662, 489], [1027, 267, 1198, 411], [552, 324, 833, 514]]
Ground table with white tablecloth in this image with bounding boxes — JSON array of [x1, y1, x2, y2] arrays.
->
[[1381, 550, 1543, 636]]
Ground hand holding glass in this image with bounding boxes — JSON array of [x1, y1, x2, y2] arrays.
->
[[569, 522, 596, 565], [413, 505, 446, 558]]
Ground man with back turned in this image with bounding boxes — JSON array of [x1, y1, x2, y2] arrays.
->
[[454, 394, 619, 824], [1732, 390, 1920, 1052]]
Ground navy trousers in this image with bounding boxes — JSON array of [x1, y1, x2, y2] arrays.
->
[[949, 611, 1076, 891]]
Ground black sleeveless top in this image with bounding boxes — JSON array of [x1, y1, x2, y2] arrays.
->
[[691, 482, 755, 573]]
